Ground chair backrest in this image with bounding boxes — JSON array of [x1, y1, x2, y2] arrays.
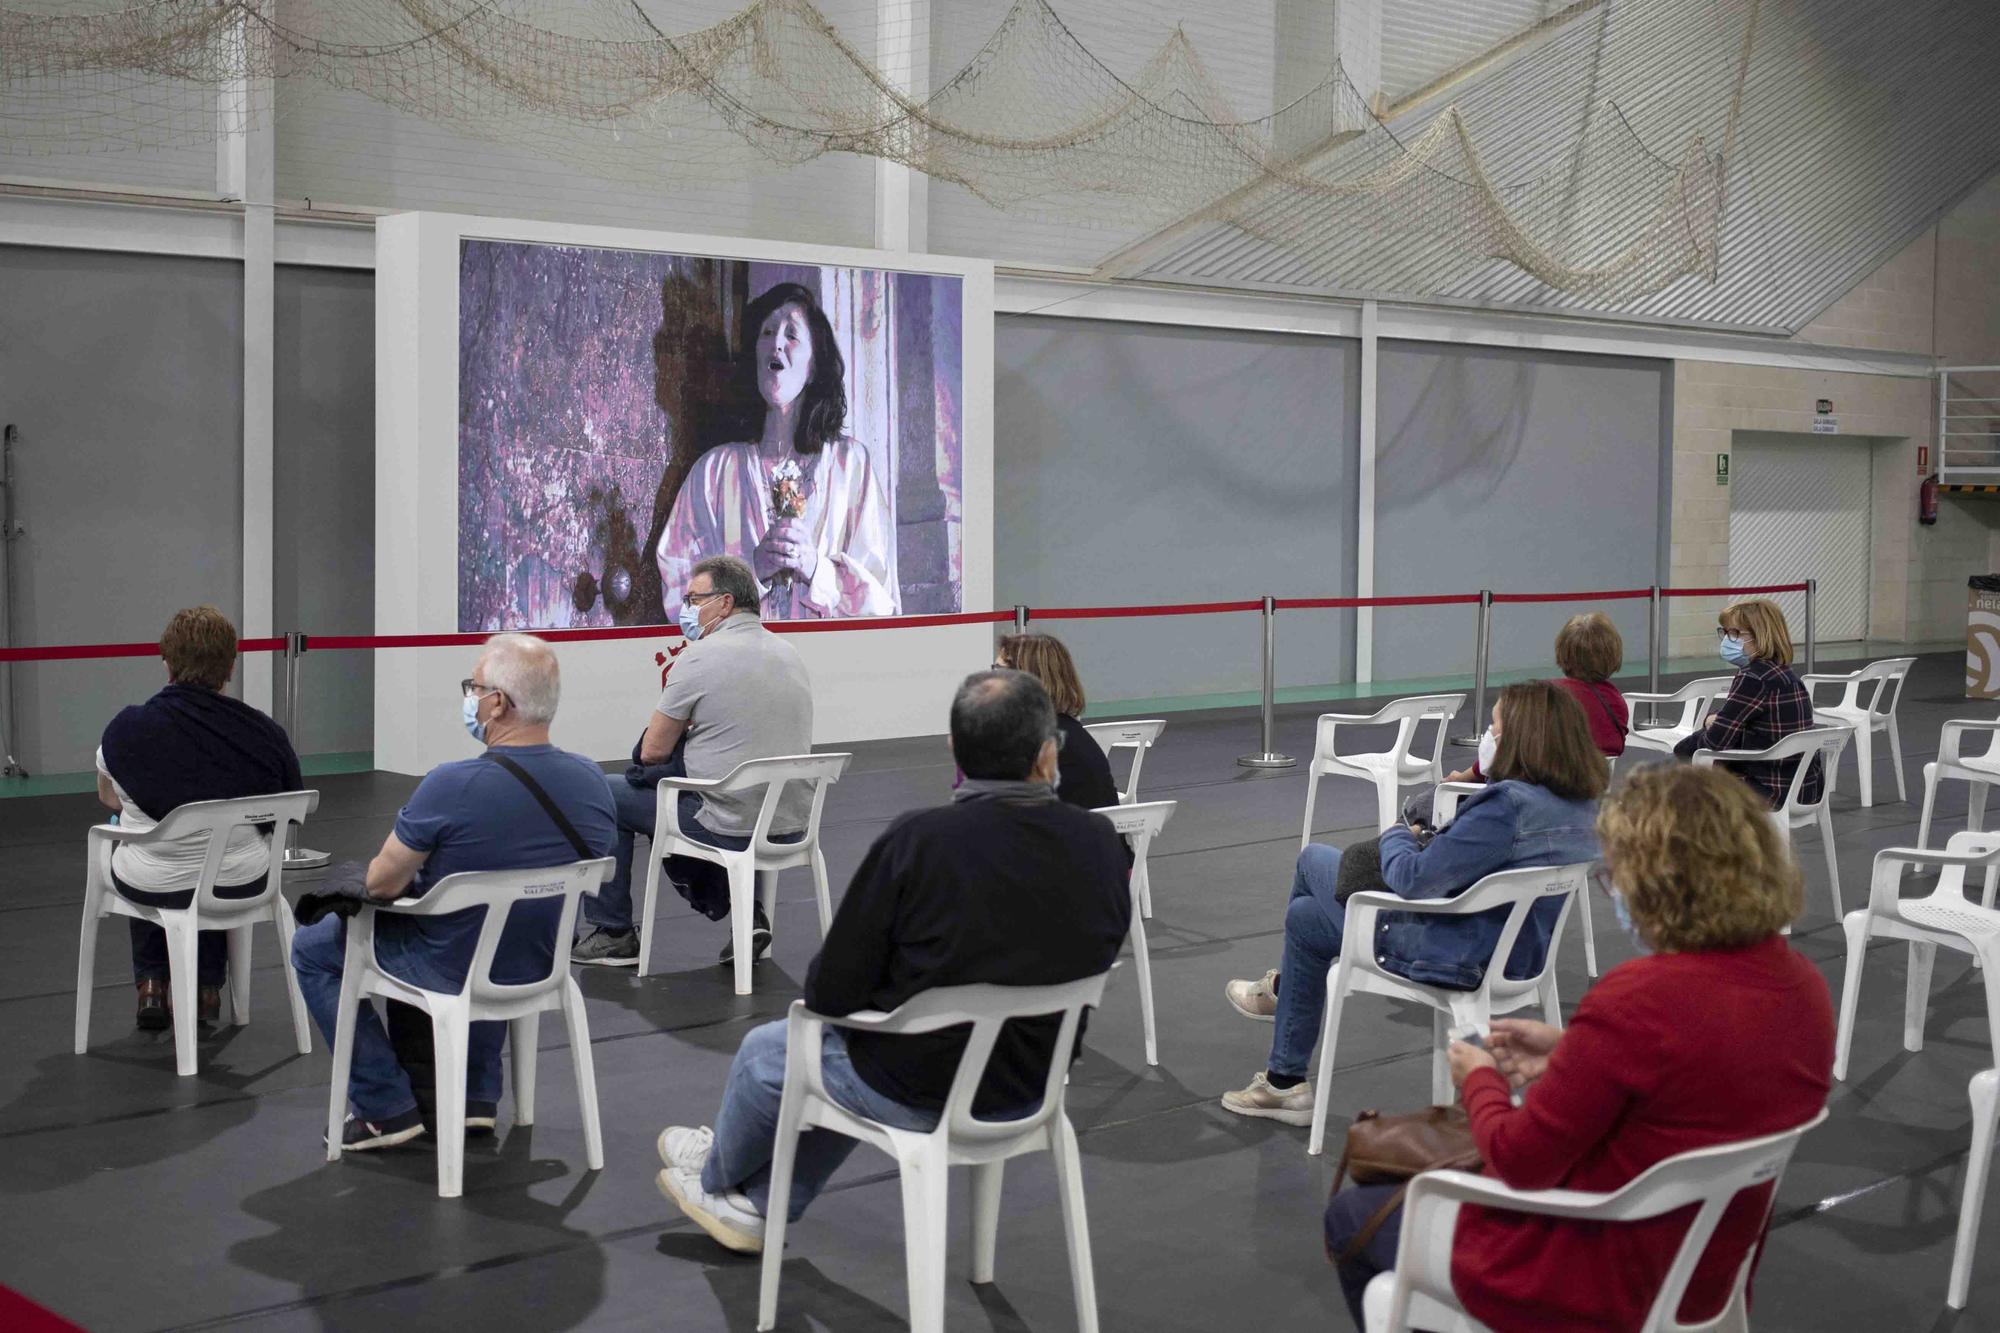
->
[[378, 858, 614, 1004], [139, 790, 319, 914], [712, 752, 852, 855], [1855, 655, 1917, 719], [850, 973, 1110, 1144], [1656, 675, 1736, 732], [1092, 799, 1175, 863], [1324, 693, 1463, 770], [1450, 861, 1591, 990], [1867, 831, 2000, 922], [1694, 725, 1848, 813], [1082, 719, 1166, 803]]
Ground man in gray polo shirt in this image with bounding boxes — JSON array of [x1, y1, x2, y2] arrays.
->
[[574, 554, 813, 967]]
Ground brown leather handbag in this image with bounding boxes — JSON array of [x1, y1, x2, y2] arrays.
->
[[1328, 1105, 1482, 1267]]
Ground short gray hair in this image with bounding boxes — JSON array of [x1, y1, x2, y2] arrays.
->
[[480, 633, 561, 724], [692, 553, 761, 615]]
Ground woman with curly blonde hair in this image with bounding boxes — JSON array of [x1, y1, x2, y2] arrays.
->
[[1324, 763, 1834, 1331]]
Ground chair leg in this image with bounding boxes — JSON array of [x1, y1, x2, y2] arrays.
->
[[511, 1013, 539, 1126], [433, 1009, 471, 1199], [74, 897, 102, 1055], [1050, 1116, 1101, 1333], [1888, 716, 1908, 804], [1906, 941, 1938, 1054], [326, 968, 365, 1161], [898, 1148, 951, 1333], [1819, 808, 1842, 921], [1135, 857, 1153, 921], [1832, 913, 1870, 1082], [1129, 901, 1158, 1068], [1920, 764, 1942, 849], [1855, 725, 1875, 809], [1373, 779, 1398, 836], [1301, 770, 1321, 851], [757, 1080, 810, 1332], [1974, 782, 1991, 835], [1430, 1009, 1452, 1107], [1308, 974, 1347, 1157], [810, 847, 834, 936], [1576, 884, 1598, 979], [728, 861, 757, 997], [562, 979, 603, 1171], [226, 925, 253, 1026], [970, 1160, 1004, 1283], [165, 921, 200, 1078], [636, 841, 663, 979], [758, 869, 779, 926], [273, 901, 312, 1055], [1539, 973, 1562, 1029], [1952, 1069, 2000, 1310]]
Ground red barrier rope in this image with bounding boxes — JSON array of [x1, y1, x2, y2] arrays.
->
[[1031, 600, 1262, 621], [1663, 582, 1809, 598], [1492, 588, 1653, 604], [0, 636, 285, 664], [0, 584, 1822, 661], [1276, 593, 1483, 610]]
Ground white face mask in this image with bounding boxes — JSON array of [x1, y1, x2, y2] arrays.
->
[[1477, 727, 1499, 774]]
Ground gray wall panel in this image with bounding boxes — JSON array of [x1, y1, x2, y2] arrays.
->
[[1373, 341, 1667, 687], [996, 316, 1359, 706], [274, 265, 375, 755], [0, 246, 244, 776]]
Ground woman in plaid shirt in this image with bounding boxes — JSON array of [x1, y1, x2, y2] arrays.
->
[[1672, 598, 1820, 808]]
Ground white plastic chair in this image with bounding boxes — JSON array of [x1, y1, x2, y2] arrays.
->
[[1622, 676, 1736, 758], [1361, 1109, 1827, 1333], [1953, 1067, 2000, 1309], [639, 752, 852, 994], [1694, 727, 1851, 920], [1306, 861, 1592, 1156], [1302, 694, 1464, 843], [1918, 716, 2000, 848], [75, 790, 318, 1078], [1804, 656, 1915, 807], [1434, 780, 1598, 980], [1082, 718, 1165, 805], [757, 975, 1110, 1333], [1832, 835, 2000, 1083], [1092, 799, 1175, 1064], [325, 857, 615, 1199]]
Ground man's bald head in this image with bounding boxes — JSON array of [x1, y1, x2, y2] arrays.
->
[[949, 669, 1057, 780]]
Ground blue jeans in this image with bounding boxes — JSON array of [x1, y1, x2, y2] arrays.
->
[[1270, 843, 1349, 1081], [703, 1020, 942, 1222], [1325, 1181, 1405, 1327], [115, 865, 266, 988], [291, 914, 506, 1122], [588, 777, 752, 928]]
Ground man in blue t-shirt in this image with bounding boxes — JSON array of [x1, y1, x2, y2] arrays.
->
[[292, 634, 615, 1151]]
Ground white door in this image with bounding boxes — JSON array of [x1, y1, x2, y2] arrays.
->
[[1728, 433, 1872, 642]]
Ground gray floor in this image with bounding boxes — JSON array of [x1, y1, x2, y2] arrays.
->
[[2, 650, 1996, 1331]]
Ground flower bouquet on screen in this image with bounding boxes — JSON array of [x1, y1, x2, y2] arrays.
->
[[768, 458, 807, 605]]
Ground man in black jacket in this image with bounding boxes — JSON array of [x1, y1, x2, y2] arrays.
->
[[655, 669, 1132, 1254]]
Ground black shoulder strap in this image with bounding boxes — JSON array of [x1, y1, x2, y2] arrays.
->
[[1586, 683, 1628, 736], [483, 752, 593, 859]]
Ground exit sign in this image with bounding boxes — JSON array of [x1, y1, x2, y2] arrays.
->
[[1716, 453, 1730, 485]]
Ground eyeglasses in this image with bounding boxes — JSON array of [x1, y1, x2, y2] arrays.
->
[[460, 679, 503, 699], [1715, 628, 1752, 643], [685, 589, 728, 606]]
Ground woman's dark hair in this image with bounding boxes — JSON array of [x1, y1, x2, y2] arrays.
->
[[741, 282, 846, 454], [997, 633, 1086, 716], [1487, 680, 1610, 802]]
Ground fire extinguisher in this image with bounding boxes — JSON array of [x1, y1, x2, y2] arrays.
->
[[1921, 472, 1940, 526]]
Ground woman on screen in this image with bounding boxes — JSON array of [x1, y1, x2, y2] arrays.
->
[[656, 282, 898, 621]]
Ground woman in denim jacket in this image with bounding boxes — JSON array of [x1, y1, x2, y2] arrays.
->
[[1220, 681, 1607, 1127]]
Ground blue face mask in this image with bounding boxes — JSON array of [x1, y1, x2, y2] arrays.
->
[[1610, 890, 1648, 953], [678, 602, 708, 643], [1719, 635, 1749, 667], [462, 692, 487, 744]]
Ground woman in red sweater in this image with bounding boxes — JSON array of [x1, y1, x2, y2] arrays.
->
[[1447, 613, 1627, 783], [1324, 762, 1833, 1331]]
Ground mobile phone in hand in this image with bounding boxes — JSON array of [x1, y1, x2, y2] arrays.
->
[[1449, 1024, 1487, 1051]]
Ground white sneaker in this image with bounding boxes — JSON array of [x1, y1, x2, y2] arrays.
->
[[657, 1165, 766, 1254], [657, 1124, 715, 1173], [1220, 1071, 1315, 1126], [1225, 969, 1279, 1022]]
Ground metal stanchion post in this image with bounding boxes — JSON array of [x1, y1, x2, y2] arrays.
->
[[1804, 578, 1817, 676], [1013, 604, 1028, 635], [1237, 595, 1295, 769], [281, 630, 330, 871], [1450, 591, 1493, 747], [1646, 584, 1663, 728]]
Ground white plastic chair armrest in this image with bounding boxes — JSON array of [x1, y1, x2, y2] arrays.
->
[[1940, 719, 2000, 766], [657, 775, 723, 790], [1346, 877, 1551, 922], [87, 823, 154, 846], [1802, 670, 1864, 686], [1406, 1167, 1628, 1219], [1317, 710, 1381, 724], [798, 1007, 898, 1030], [1867, 843, 2000, 915], [1432, 782, 1483, 828], [1620, 691, 1680, 706]]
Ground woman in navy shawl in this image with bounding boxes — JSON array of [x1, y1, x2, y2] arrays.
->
[[96, 607, 301, 1030]]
